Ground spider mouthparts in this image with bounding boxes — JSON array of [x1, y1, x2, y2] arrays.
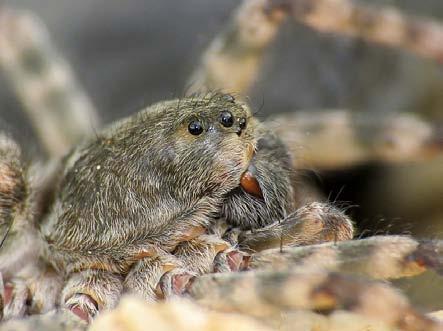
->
[[240, 166, 263, 199]]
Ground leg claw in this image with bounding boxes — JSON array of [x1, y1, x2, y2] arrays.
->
[[66, 293, 98, 323]]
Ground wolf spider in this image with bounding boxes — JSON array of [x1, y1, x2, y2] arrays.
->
[[1, 1, 443, 331]]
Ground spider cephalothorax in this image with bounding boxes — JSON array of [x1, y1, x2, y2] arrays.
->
[[43, 94, 258, 272]]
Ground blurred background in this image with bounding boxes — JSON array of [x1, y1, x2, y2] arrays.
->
[[1, 0, 443, 309]]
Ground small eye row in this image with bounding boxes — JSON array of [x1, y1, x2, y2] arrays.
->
[[188, 110, 247, 136]]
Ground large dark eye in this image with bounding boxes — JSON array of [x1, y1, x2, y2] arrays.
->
[[220, 111, 234, 127], [239, 117, 247, 130], [188, 120, 203, 135]]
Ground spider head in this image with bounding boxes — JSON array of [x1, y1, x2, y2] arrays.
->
[[160, 93, 257, 197]]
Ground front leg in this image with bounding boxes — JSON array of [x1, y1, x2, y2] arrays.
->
[[0, 134, 66, 320], [124, 235, 234, 301], [123, 254, 180, 302], [61, 269, 123, 322], [2, 258, 62, 320], [237, 202, 354, 252], [220, 125, 353, 252], [222, 126, 296, 230]]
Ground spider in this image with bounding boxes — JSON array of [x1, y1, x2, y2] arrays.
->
[[0, 1, 443, 331]]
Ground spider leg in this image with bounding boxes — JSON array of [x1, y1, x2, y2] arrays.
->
[[270, 111, 442, 170], [213, 248, 249, 273], [124, 232, 222, 301], [0, 134, 29, 278], [246, 235, 441, 279], [2, 258, 62, 319], [187, 0, 285, 95], [238, 202, 353, 252], [123, 253, 181, 302], [0, 135, 63, 319], [123, 232, 249, 305], [188, 269, 443, 331], [62, 269, 123, 322], [188, 0, 443, 97], [0, 8, 99, 157], [125, 235, 239, 302], [271, 0, 443, 62], [172, 235, 230, 275], [90, 297, 275, 331], [158, 235, 231, 299], [2, 278, 28, 319], [61, 253, 181, 322], [0, 310, 87, 331]]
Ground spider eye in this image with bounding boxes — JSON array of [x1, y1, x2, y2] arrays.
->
[[238, 117, 247, 130], [220, 111, 234, 128], [188, 120, 203, 135]]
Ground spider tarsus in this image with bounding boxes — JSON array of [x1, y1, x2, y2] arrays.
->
[[171, 273, 195, 296], [66, 293, 99, 323], [226, 251, 245, 272]]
